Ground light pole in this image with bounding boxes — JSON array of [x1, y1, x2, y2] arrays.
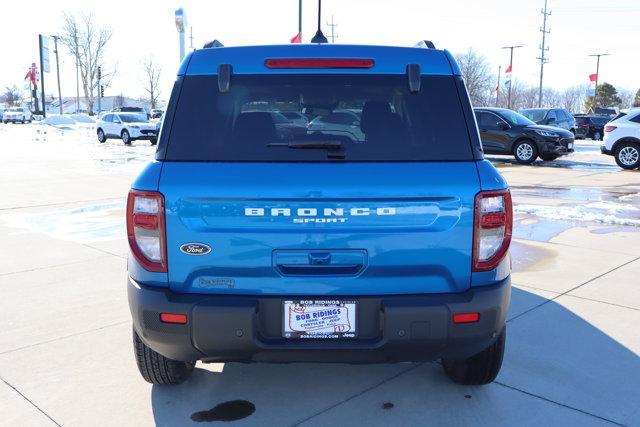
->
[[495, 65, 501, 107], [501, 45, 523, 110], [175, 8, 187, 62], [588, 53, 609, 112], [52, 35, 63, 115]]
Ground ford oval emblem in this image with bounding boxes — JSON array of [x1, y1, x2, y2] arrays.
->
[[180, 243, 212, 256]]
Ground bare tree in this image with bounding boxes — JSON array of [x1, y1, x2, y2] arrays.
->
[[59, 13, 112, 115], [618, 89, 634, 109], [3, 85, 21, 106], [560, 86, 586, 113], [113, 94, 125, 109], [455, 48, 493, 107], [520, 87, 539, 109], [540, 87, 563, 109], [142, 58, 162, 109]]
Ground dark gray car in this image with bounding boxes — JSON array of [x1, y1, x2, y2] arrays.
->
[[520, 108, 576, 135]]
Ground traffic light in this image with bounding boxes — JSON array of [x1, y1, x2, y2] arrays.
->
[[100, 85, 104, 98], [97, 66, 101, 81]]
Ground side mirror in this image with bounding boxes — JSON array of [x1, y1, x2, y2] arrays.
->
[[546, 117, 556, 124], [497, 121, 509, 130]]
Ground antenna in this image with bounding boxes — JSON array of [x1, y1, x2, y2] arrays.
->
[[311, 0, 328, 43]]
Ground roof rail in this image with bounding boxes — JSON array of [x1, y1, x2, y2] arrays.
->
[[415, 40, 436, 49], [203, 39, 224, 48]]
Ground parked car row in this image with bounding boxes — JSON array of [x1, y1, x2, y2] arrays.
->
[[474, 108, 574, 164], [473, 106, 640, 170]]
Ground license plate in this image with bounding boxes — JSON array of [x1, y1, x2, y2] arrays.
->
[[568, 142, 573, 149], [283, 300, 357, 339]]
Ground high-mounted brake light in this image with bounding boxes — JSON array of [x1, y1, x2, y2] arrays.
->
[[473, 190, 512, 272], [264, 58, 374, 69], [604, 125, 617, 132], [126, 190, 167, 272]]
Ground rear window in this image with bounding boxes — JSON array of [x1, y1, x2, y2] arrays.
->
[[164, 74, 473, 162], [611, 112, 627, 122]]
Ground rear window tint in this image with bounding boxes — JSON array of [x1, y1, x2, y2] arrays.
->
[[164, 74, 473, 162]]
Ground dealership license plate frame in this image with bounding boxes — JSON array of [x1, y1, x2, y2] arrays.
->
[[283, 300, 357, 339]]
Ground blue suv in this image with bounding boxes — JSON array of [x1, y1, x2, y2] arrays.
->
[[127, 42, 512, 386]]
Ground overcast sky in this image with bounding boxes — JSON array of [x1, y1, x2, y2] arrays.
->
[[2, 0, 639, 101]]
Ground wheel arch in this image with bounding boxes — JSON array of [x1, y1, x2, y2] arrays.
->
[[511, 137, 537, 154], [612, 137, 640, 152]]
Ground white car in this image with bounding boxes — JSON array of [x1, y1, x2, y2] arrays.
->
[[307, 109, 365, 142], [96, 112, 158, 145], [601, 108, 640, 169], [280, 111, 309, 126], [3, 107, 32, 124]]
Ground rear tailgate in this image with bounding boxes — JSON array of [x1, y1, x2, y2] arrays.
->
[[160, 162, 479, 295]]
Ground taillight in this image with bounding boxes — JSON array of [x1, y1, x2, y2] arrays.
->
[[126, 190, 167, 272], [604, 125, 616, 132], [473, 190, 512, 272], [264, 58, 374, 69]]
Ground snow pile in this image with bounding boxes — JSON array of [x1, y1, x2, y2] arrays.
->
[[514, 203, 640, 227], [41, 115, 76, 126]]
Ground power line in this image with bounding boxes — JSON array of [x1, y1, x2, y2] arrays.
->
[[537, 0, 551, 107]]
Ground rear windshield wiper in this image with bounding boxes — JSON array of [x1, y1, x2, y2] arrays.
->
[[267, 140, 345, 159]]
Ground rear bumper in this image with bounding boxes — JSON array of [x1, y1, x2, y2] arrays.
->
[[600, 145, 613, 156], [128, 277, 511, 363]]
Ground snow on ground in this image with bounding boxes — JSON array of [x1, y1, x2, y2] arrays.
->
[[1, 201, 125, 243], [0, 121, 155, 175], [514, 203, 640, 227]]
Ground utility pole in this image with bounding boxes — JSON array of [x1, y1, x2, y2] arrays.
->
[[38, 35, 47, 117], [588, 53, 609, 112], [537, 0, 551, 107], [495, 65, 501, 107], [52, 35, 63, 115], [326, 14, 338, 43], [97, 66, 101, 114], [501, 45, 523, 110]]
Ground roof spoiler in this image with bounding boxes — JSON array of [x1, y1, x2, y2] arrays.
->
[[203, 39, 224, 48], [414, 40, 436, 49]]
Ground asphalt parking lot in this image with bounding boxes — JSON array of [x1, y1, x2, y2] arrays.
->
[[0, 123, 639, 426]]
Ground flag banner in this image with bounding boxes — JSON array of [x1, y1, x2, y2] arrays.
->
[[503, 64, 512, 89], [587, 73, 597, 96], [290, 33, 302, 43]]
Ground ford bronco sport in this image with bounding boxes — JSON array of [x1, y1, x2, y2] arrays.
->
[[127, 42, 512, 386]]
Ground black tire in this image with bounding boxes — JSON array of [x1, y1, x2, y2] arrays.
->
[[540, 153, 560, 161], [97, 128, 106, 143], [614, 142, 640, 170], [150, 138, 157, 146], [442, 327, 506, 385], [121, 129, 131, 145], [593, 131, 602, 141], [133, 328, 195, 385], [513, 140, 538, 164]]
